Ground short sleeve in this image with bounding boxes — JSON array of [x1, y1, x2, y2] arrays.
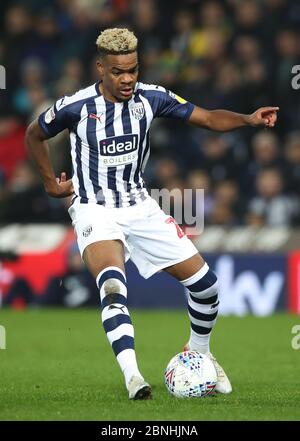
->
[[145, 87, 195, 120], [38, 97, 69, 138]]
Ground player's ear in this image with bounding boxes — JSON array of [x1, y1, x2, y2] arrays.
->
[[96, 59, 104, 77]]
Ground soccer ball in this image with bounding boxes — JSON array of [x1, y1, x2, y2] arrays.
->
[[164, 351, 217, 398]]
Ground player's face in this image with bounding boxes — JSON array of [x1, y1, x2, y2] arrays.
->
[[97, 52, 139, 102]]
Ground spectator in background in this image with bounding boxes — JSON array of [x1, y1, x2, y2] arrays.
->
[[13, 58, 45, 116], [212, 180, 244, 224], [54, 57, 85, 97], [207, 201, 238, 226], [246, 168, 299, 226], [28, 86, 53, 121], [29, 10, 61, 73], [274, 28, 300, 132], [186, 169, 214, 223], [170, 9, 194, 59], [130, 0, 162, 53], [232, 34, 270, 112], [2, 5, 33, 92], [0, 115, 27, 181], [284, 131, 300, 196], [262, 0, 290, 44], [150, 157, 182, 189], [241, 130, 282, 196], [213, 62, 243, 110], [188, 1, 230, 61], [0, 160, 66, 223], [233, 0, 263, 39], [234, 35, 261, 69], [195, 133, 239, 183]]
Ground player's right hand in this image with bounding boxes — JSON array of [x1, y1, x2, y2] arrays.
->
[[46, 172, 74, 198]]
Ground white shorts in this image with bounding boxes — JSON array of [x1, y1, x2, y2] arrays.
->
[[68, 196, 198, 279]]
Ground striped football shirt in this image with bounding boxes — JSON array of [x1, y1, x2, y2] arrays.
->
[[38, 81, 194, 208]]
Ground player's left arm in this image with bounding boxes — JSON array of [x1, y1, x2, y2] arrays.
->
[[188, 106, 279, 131]]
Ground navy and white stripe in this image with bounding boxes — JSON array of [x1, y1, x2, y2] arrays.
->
[[38, 81, 194, 208], [181, 263, 219, 336], [97, 266, 134, 357]]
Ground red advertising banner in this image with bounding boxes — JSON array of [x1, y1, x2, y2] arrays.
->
[[0, 223, 299, 315], [287, 252, 300, 314], [0, 229, 74, 299]]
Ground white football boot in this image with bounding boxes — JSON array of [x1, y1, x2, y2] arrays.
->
[[127, 376, 152, 400], [183, 344, 232, 394]]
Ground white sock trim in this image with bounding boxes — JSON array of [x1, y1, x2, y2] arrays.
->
[[96, 266, 126, 287], [180, 262, 209, 287]]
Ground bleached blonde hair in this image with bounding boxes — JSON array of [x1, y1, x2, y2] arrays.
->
[[96, 28, 138, 55]]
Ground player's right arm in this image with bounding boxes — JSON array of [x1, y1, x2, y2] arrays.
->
[[142, 84, 278, 131], [188, 106, 279, 131], [26, 97, 75, 198], [25, 119, 74, 198]]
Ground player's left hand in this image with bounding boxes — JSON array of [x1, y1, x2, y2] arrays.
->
[[248, 107, 279, 128], [45, 172, 74, 198]]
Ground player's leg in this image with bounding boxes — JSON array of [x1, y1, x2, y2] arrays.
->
[[164, 253, 232, 394], [83, 239, 151, 399], [129, 199, 216, 357], [127, 197, 231, 393], [164, 253, 217, 355]]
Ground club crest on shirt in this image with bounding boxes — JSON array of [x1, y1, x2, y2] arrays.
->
[[44, 106, 55, 124], [130, 102, 145, 120], [82, 224, 93, 237]]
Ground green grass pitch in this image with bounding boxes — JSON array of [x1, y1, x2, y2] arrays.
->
[[0, 309, 300, 421]]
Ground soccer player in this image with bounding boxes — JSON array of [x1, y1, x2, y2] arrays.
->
[[26, 28, 278, 400]]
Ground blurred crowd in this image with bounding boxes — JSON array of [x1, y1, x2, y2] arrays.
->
[[0, 0, 300, 227], [2, 240, 99, 307]]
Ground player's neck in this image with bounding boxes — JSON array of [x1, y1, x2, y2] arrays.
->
[[98, 82, 119, 103]]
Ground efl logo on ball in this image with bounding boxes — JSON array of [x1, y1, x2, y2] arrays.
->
[[164, 351, 217, 398]]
